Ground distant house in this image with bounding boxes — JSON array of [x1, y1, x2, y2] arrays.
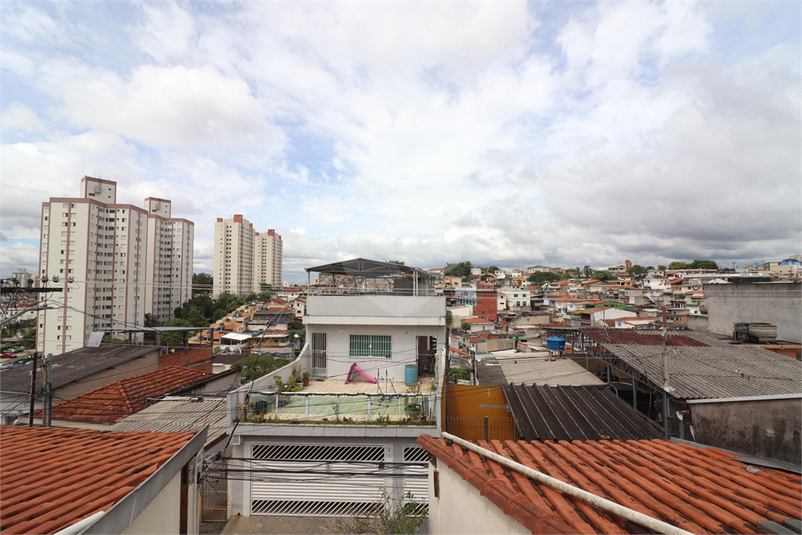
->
[[23, 366, 215, 428], [0, 345, 163, 425], [0, 425, 206, 534]]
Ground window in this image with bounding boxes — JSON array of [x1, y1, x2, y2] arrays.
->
[[349, 334, 391, 358]]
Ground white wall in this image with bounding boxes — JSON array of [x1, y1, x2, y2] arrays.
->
[[307, 323, 442, 383], [121, 472, 181, 535], [427, 462, 529, 535]]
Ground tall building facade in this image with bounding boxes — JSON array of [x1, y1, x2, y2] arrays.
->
[[255, 229, 283, 288], [213, 215, 258, 297], [213, 216, 283, 297], [144, 198, 194, 323], [37, 177, 194, 355]]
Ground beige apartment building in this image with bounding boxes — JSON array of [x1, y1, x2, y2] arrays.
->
[[37, 177, 194, 355], [213, 215, 283, 297]]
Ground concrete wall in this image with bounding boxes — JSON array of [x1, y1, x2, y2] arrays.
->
[[307, 295, 445, 322], [705, 283, 802, 343], [687, 315, 709, 331], [689, 396, 802, 464], [306, 323, 443, 383], [57, 351, 161, 400], [427, 461, 529, 535], [122, 471, 181, 535]]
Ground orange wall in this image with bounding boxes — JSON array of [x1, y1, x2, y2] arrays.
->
[[444, 384, 516, 442]]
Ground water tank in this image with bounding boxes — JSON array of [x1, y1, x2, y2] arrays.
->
[[405, 364, 418, 386], [546, 337, 566, 351]]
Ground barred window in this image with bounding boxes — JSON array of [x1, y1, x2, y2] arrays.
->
[[349, 334, 391, 358]]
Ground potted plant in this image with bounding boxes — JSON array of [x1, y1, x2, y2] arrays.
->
[[404, 382, 422, 418], [302, 370, 311, 387]]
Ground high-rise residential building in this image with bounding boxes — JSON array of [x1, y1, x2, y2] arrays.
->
[[36, 177, 194, 355], [213, 215, 258, 297], [144, 198, 194, 323], [255, 229, 283, 288], [213, 216, 283, 297]]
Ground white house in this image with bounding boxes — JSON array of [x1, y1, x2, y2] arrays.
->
[[224, 259, 446, 521]]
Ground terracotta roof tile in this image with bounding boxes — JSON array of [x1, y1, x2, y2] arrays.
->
[[418, 435, 802, 534], [36, 367, 212, 425], [0, 425, 195, 534]]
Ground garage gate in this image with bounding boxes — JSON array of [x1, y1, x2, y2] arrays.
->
[[250, 443, 427, 517]]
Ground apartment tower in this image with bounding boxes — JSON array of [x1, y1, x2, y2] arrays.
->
[[255, 229, 283, 288], [213, 215, 258, 297], [213, 216, 283, 296], [37, 177, 194, 355]]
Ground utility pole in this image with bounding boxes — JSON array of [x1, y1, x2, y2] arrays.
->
[[28, 352, 37, 427], [662, 308, 669, 440], [42, 354, 53, 427]]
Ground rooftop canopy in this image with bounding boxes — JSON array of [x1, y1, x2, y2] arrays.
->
[[306, 257, 435, 279]]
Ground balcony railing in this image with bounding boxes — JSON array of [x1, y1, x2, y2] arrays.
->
[[240, 391, 437, 425]]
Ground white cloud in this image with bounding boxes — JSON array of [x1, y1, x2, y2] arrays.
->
[[1, 102, 46, 133]]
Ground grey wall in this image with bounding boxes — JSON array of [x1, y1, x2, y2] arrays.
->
[[705, 283, 802, 343], [689, 396, 801, 464]]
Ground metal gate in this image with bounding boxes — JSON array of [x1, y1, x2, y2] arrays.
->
[[202, 458, 228, 522], [250, 443, 389, 516]]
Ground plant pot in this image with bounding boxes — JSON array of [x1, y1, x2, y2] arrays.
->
[[302, 378, 310, 387], [405, 405, 422, 417]]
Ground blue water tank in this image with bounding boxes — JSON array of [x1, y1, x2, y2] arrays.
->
[[546, 337, 566, 351], [405, 364, 418, 386]]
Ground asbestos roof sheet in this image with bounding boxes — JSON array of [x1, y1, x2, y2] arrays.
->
[[0, 425, 195, 534], [585, 334, 802, 399], [106, 397, 226, 449], [0, 345, 159, 394], [418, 434, 802, 535], [38, 367, 213, 425], [503, 384, 663, 441]]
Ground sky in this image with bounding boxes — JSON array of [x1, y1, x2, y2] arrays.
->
[[2, 1, 800, 284]]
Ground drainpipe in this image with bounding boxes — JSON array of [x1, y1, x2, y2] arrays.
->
[[441, 432, 695, 535]]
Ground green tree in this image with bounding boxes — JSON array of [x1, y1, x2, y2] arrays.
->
[[657, 265, 667, 271], [583, 265, 592, 278], [445, 261, 473, 278], [689, 259, 718, 270], [668, 261, 690, 270], [192, 272, 213, 296], [386, 260, 405, 265], [233, 355, 293, 381], [161, 318, 192, 346], [486, 265, 500, 272], [446, 310, 453, 328], [527, 271, 560, 284], [627, 265, 648, 281], [288, 319, 304, 331], [460, 321, 471, 331], [593, 270, 616, 281]]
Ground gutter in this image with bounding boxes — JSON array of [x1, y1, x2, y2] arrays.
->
[[441, 432, 695, 535]]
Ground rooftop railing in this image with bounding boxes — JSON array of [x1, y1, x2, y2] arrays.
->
[[240, 391, 437, 425]]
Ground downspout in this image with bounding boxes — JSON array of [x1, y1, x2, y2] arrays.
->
[[441, 432, 695, 535]]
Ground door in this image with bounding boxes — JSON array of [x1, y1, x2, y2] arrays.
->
[[311, 332, 327, 377]]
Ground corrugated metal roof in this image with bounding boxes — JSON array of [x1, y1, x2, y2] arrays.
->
[[584, 331, 802, 399], [503, 384, 663, 441], [107, 398, 226, 448], [418, 434, 802, 535]]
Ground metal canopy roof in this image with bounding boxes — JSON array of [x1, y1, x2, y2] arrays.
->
[[305, 257, 434, 278], [503, 384, 663, 441], [583, 330, 802, 400]]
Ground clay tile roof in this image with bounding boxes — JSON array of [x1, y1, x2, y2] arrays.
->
[[417, 434, 802, 535], [0, 425, 196, 534], [38, 367, 212, 425]]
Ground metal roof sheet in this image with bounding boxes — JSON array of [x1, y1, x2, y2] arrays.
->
[[589, 339, 802, 400], [107, 397, 226, 448], [503, 384, 663, 441]]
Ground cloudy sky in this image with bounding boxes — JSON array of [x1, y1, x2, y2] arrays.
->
[[2, 1, 800, 283]]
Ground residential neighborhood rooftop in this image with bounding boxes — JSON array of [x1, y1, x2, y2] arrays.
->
[[33, 366, 213, 425], [0, 425, 198, 534], [417, 434, 802, 535]]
